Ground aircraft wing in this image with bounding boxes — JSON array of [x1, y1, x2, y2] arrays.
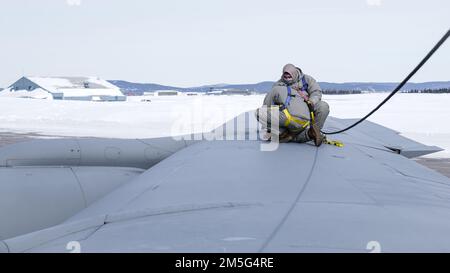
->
[[2, 112, 450, 253]]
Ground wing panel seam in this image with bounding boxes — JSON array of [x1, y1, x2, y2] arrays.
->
[[259, 148, 320, 252]]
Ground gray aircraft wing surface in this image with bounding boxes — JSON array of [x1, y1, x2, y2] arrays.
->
[[2, 111, 450, 253]]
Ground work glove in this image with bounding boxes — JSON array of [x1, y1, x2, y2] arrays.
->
[[305, 99, 315, 110]]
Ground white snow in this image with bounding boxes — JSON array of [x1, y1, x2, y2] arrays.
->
[[0, 95, 262, 138], [18, 76, 124, 98], [0, 93, 449, 158], [58, 88, 124, 97], [27, 77, 74, 93], [87, 77, 121, 90], [27, 76, 119, 91], [0, 88, 53, 100], [325, 93, 450, 158]]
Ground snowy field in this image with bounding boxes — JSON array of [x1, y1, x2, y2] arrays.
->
[[0, 93, 449, 158]]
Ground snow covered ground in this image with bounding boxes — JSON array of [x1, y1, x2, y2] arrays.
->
[[325, 93, 450, 158], [0, 88, 53, 99], [0, 93, 449, 158]]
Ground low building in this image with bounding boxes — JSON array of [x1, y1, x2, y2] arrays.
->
[[205, 90, 224, 96], [221, 89, 252, 96], [4, 76, 126, 101], [154, 90, 181, 96], [206, 88, 252, 96], [185, 92, 201, 96]]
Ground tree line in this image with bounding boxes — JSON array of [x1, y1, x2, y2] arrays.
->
[[402, 88, 450, 93], [322, 90, 362, 95]]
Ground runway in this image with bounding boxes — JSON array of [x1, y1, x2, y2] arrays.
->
[[413, 157, 450, 178]]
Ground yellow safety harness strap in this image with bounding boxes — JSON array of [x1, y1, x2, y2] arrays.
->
[[282, 109, 310, 128], [324, 139, 345, 148]]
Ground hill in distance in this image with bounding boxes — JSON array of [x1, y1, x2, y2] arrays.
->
[[109, 80, 450, 95]]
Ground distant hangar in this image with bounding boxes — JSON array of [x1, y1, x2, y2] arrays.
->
[[4, 76, 126, 101]]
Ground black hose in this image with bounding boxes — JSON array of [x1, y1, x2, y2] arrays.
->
[[322, 29, 450, 135]]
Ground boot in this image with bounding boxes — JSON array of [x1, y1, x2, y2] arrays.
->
[[308, 123, 323, 147], [279, 131, 294, 143]]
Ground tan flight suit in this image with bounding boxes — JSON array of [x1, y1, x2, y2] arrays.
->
[[256, 72, 330, 143]]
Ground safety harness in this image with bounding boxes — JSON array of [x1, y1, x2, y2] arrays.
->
[[280, 75, 344, 148], [282, 76, 309, 108], [279, 76, 310, 129]]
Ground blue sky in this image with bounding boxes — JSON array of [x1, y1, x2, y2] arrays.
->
[[0, 0, 449, 87]]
